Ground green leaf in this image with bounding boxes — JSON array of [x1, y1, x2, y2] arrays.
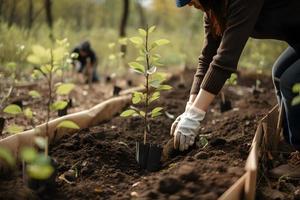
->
[[132, 92, 143, 104], [6, 124, 24, 134], [24, 108, 33, 119], [151, 107, 163, 114], [197, 137, 209, 148], [51, 100, 68, 111], [151, 72, 167, 82], [149, 91, 160, 103], [151, 112, 162, 118], [120, 109, 137, 117], [129, 62, 145, 74], [136, 56, 144, 62], [0, 147, 15, 166], [151, 39, 170, 49], [139, 111, 146, 117], [138, 28, 147, 37], [158, 85, 172, 91], [148, 26, 156, 33], [292, 96, 300, 106], [149, 80, 161, 88], [151, 106, 163, 118], [226, 73, 238, 86], [292, 83, 300, 93], [57, 120, 80, 129], [132, 95, 141, 104], [56, 83, 75, 95], [34, 136, 47, 149], [129, 37, 143, 45], [40, 64, 52, 74], [27, 164, 54, 180], [21, 147, 37, 163], [3, 104, 22, 115], [29, 90, 41, 98]]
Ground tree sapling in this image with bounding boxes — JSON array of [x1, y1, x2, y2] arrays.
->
[[120, 26, 171, 171]]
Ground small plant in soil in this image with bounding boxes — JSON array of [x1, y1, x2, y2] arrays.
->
[[252, 69, 263, 96], [0, 61, 21, 135], [27, 39, 80, 161], [2, 104, 34, 134], [21, 137, 55, 190], [27, 38, 79, 139], [120, 26, 171, 171], [292, 83, 300, 106], [105, 38, 128, 86], [220, 73, 237, 113]]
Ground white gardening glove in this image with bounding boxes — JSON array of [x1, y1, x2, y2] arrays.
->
[[170, 102, 193, 137], [174, 106, 206, 151]]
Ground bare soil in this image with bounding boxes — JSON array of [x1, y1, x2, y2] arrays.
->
[[0, 69, 283, 200]]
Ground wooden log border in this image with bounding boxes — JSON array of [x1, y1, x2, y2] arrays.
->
[[219, 105, 280, 200]]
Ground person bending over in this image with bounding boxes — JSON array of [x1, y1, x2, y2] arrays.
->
[[172, 0, 300, 178], [72, 41, 99, 84]]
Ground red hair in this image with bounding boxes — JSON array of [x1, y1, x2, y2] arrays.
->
[[199, 0, 228, 37]]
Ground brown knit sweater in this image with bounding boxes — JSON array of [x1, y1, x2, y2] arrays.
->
[[190, 0, 300, 95]]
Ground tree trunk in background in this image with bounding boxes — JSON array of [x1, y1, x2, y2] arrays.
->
[[44, 0, 54, 40], [27, 0, 34, 29], [8, 0, 16, 27], [136, 1, 147, 28], [0, 0, 4, 21], [119, 0, 129, 56]]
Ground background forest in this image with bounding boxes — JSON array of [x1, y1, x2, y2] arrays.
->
[[0, 0, 287, 78]]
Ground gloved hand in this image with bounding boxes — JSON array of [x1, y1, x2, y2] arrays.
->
[[170, 102, 193, 137], [173, 106, 206, 151]]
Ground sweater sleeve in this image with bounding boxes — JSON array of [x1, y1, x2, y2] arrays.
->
[[199, 0, 264, 95], [190, 13, 221, 95]]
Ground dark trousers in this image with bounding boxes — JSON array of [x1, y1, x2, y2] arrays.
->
[[272, 46, 300, 150]]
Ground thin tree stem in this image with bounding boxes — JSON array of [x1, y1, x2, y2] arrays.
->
[[45, 49, 53, 156], [144, 26, 150, 145]]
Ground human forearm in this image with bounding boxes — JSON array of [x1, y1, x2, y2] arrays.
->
[[192, 88, 215, 112]]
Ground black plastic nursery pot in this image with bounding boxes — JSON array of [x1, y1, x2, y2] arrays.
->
[[113, 86, 122, 96], [0, 117, 5, 135], [27, 158, 57, 193], [57, 107, 68, 117], [12, 100, 23, 109], [105, 75, 112, 83], [68, 98, 73, 108], [146, 144, 163, 172], [136, 142, 162, 172], [136, 142, 150, 169], [220, 99, 232, 113], [127, 80, 133, 87]]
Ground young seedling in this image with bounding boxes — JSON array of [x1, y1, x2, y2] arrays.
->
[[253, 68, 263, 96], [292, 83, 300, 106], [120, 26, 171, 171], [3, 104, 27, 134], [27, 39, 80, 156], [21, 137, 55, 187], [106, 38, 128, 93], [0, 85, 13, 134], [0, 61, 20, 134], [220, 73, 237, 113]]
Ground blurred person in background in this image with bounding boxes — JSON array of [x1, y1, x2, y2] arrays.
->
[[171, 0, 300, 178], [72, 41, 99, 84]]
